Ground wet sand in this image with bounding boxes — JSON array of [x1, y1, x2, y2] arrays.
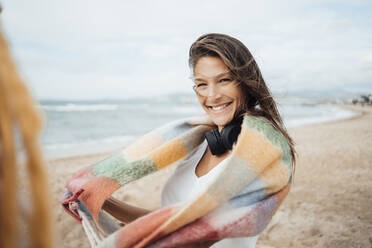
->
[[47, 105, 372, 248]]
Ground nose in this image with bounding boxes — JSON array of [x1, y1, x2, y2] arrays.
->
[[206, 83, 221, 97]]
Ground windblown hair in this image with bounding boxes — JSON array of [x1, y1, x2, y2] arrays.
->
[[189, 33, 297, 171], [0, 28, 54, 247]]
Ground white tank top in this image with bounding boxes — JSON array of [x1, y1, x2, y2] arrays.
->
[[161, 140, 258, 248]]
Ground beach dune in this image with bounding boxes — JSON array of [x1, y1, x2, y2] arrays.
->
[[48, 105, 372, 248]]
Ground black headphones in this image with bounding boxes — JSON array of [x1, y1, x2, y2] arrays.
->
[[205, 117, 243, 155]]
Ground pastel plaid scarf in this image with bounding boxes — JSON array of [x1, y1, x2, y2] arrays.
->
[[62, 114, 292, 248]]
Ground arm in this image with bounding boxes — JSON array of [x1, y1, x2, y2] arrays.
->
[[102, 197, 151, 223], [63, 122, 208, 222]]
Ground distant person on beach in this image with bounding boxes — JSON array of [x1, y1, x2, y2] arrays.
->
[[64, 33, 296, 248]]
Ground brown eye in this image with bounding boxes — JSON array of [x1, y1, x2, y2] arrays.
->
[[219, 78, 232, 83], [196, 83, 207, 87]]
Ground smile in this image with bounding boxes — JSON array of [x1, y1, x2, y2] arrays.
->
[[207, 102, 232, 112]]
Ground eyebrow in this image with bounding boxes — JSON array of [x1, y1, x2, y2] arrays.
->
[[193, 71, 231, 81]]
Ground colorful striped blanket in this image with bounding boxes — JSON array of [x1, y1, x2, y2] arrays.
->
[[62, 114, 292, 248]]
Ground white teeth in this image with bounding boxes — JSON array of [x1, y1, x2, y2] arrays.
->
[[210, 103, 229, 111]]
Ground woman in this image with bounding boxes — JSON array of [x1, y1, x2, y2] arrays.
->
[[160, 33, 296, 247], [64, 33, 296, 248]]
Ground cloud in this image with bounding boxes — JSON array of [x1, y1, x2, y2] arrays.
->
[[1, 0, 372, 99]]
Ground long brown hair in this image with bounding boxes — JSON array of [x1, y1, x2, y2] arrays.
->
[[189, 33, 296, 172], [0, 27, 54, 247]]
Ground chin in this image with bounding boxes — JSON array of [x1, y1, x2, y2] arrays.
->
[[209, 114, 235, 128]]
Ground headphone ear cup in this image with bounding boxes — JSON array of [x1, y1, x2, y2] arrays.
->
[[221, 123, 242, 150], [205, 128, 227, 155]]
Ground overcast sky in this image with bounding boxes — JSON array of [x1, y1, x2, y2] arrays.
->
[[1, 0, 372, 100]]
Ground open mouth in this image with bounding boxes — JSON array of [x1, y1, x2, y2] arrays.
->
[[207, 102, 232, 111]]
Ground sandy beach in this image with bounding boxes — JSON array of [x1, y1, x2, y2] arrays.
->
[[47, 105, 372, 248]]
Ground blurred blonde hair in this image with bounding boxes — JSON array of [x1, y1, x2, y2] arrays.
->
[[0, 27, 54, 247]]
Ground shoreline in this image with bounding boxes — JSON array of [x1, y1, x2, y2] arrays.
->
[[48, 104, 372, 248], [45, 103, 362, 162], [287, 103, 365, 130]]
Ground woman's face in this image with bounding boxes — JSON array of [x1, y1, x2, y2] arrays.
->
[[193, 56, 244, 131]]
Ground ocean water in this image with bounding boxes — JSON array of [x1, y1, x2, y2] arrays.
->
[[39, 94, 355, 158]]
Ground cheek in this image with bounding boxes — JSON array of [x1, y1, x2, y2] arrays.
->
[[237, 86, 246, 108], [231, 88, 245, 109], [197, 95, 207, 110]]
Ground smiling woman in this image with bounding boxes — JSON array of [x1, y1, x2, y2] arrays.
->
[[160, 33, 297, 247], [63, 33, 296, 248]]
